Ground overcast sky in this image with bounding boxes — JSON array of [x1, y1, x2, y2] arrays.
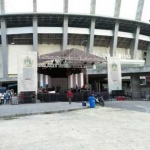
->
[[3, 0, 150, 23]]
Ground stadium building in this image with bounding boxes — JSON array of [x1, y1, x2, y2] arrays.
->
[[0, 0, 150, 94]]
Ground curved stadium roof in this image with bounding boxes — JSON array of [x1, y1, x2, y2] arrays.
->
[[1, 0, 150, 23], [0, 0, 149, 51]]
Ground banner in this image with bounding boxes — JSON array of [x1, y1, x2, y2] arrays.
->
[[107, 57, 122, 93], [18, 51, 37, 94]]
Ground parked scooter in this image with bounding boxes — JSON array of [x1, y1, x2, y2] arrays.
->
[[93, 94, 105, 106]]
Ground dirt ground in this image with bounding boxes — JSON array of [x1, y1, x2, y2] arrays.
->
[[0, 107, 150, 150]]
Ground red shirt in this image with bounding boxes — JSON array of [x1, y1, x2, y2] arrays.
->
[[67, 91, 73, 98]]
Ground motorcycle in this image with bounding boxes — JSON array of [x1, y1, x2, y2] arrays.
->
[[93, 94, 105, 106]]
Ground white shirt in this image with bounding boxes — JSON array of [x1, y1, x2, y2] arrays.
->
[[0, 93, 4, 99]]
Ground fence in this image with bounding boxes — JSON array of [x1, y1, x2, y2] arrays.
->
[[37, 92, 109, 102], [125, 91, 148, 100], [37, 91, 149, 102]]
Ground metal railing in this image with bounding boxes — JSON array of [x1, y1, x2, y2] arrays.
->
[[123, 91, 148, 100], [37, 92, 110, 102]]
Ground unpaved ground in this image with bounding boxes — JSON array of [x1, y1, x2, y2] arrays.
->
[[0, 107, 150, 150]]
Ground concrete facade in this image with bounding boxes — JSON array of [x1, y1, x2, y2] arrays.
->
[[0, 0, 149, 93]]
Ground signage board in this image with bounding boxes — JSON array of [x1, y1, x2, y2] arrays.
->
[[18, 51, 37, 94], [107, 57, 122, 93]]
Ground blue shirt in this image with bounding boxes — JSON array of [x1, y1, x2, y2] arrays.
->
[[5, 93, 10, 100]]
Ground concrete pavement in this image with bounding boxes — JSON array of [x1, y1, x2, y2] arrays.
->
[[1, 100, 150, 119], [0, 102, 88, 118], [105, 101, 150, 113]]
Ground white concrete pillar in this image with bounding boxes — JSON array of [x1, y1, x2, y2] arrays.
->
[[130, 26, 140, 59], [114, 0, 121, 17], [75, 74, 78, 87], [78, 73, 84, 88], [135, 0, 145, 21], [78, 74, 81, 88], [81, 73, 84, 88], [72, 74, 78, 88], [43, 75, 46, 87], [45, 75, 49, 85], [72, 74, 75, 88], [40, 74, 44, 87], [68, 75, 73, 89]]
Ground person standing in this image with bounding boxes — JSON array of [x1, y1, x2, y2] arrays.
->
[[56, 85, 59, 93], [67, 89, 73, 104], [0, 93, 4, 104], [58, 85, 61, 92], [76, 84, 78, 92], [5, 92, 10, 104], [52, 85, 55, 91]]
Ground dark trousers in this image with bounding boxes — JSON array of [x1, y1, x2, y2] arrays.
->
[[6, 99, 10, 104], [68, 98, 72, 104], [1, 99, 4, 104]]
